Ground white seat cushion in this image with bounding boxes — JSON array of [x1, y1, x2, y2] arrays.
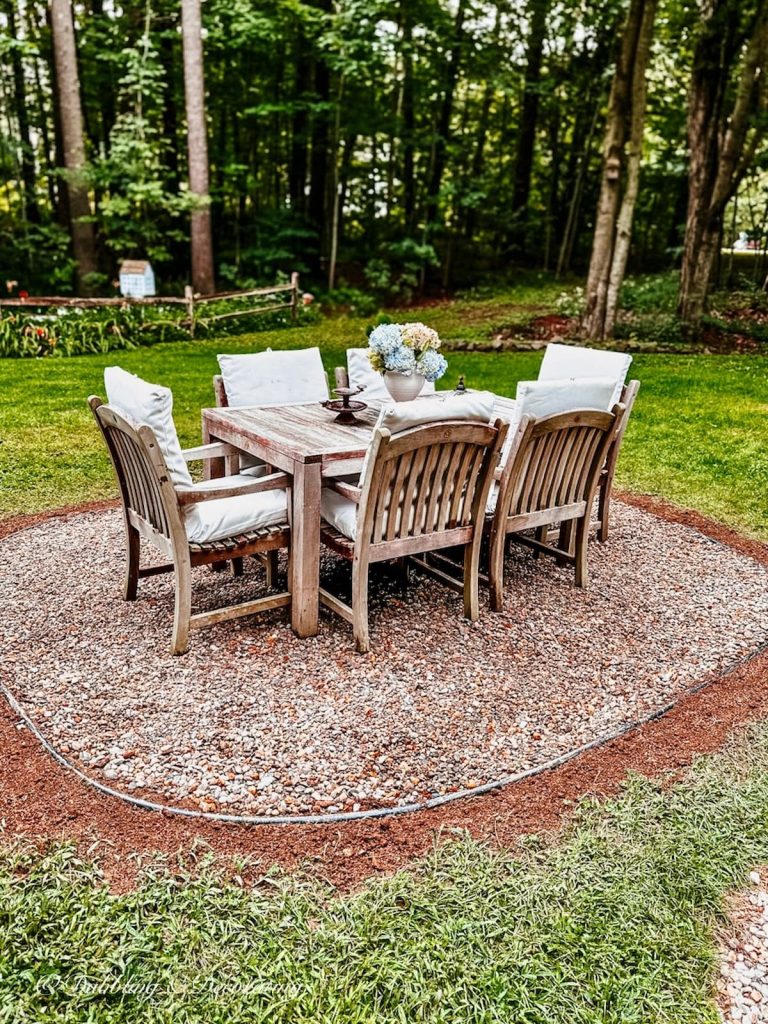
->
[[104, 366, 193, 489], [181, 474, 288, 544], [538, 343, 631, 409], [217, 348, 329, 407], [347, 347, 436, 402], [320, 488, 359, 541]]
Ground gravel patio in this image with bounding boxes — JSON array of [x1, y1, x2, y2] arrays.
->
[[2, 501, 767, 821]]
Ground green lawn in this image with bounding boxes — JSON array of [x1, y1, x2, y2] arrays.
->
[[1, 292, 767, 536], [4, 724, 768, 1022]]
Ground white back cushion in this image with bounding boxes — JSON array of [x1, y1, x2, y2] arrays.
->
[[104, 366, 192, 488], [503, 376, 617, 464], [217, 348, 328, 407], [539, 343, 631, 408], [347, 347, 436, 402]]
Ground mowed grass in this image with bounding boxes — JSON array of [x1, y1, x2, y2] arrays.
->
[[4, 724, 768, 1022], [1, 290, 767, 536]]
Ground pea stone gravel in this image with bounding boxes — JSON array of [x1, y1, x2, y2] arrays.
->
[[1, 503, 766, 818], [718, 870, 768, 1024]]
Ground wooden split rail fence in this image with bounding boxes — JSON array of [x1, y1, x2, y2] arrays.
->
[[0, 273, 300, 337]]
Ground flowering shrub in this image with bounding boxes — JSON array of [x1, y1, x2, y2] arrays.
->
[[368, 321, 448, 382]]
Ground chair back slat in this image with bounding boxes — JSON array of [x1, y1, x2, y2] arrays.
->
[[89, 398, 177, 541], [501, 409, 621, 523], [361, 421, 504, 549]]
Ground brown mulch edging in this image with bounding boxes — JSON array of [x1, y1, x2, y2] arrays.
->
[[1, 493, 767, 892]]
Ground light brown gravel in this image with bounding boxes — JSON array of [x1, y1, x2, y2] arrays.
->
[[2, 501, 767, 820]]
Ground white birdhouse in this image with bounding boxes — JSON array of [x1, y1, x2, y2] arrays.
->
[[119, 260, 156, 299]]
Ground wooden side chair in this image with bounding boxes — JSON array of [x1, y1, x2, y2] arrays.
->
[[488, 405, 624, 611], [89, 396, 291, 655], [319, 402, 507, 653]]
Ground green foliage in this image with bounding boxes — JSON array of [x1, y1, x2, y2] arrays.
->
[[5, 724, 768, 1020], [364, 239, 440, 302]]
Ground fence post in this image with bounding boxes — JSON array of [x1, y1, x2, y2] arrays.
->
[[290, 272, 299, 323], [184, 285, 195, 338]]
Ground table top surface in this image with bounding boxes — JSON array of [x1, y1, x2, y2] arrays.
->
[[203, 392, 517, 466]]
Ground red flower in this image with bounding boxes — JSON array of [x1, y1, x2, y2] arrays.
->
[[19, 290, 29, 301], [36, 327, 45, 337]]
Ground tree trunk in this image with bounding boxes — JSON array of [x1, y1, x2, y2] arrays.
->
[[400, 6, 416, 233], [7, 0, 39, 223], [50, 0, 98, 293], [678, 0, 768, 327], [508, 0, 549, 254], [581, 0, 657, 340], [423, 0, 467, 231], [181, 0, 215, 294]]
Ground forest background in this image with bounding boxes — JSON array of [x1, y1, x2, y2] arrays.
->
[[1, 0, 767, 342]]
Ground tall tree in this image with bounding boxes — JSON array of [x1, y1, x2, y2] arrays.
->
[[508, 0, 550, 254], [181, 0, 214, 294], [49, 0, 98, 293], [6, 1, 39, 222], [582, 0, 657, 340], [677, 0, 768, 327]]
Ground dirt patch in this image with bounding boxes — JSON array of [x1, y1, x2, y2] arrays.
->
[[1, 493, 767, 893]]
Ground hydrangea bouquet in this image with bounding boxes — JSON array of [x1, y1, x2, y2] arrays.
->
[[367, 322, 448, 383]]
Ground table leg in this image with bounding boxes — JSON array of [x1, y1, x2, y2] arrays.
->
[[289, 461, 322, 638], [201, 420, 226, 483]]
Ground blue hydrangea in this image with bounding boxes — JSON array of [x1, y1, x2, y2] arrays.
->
[[416, 349, 448, 382], [368, 323, 403, 356], [386, 345, 417, 374]]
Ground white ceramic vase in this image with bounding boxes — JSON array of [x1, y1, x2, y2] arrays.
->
[[383, 372, 425, 403]]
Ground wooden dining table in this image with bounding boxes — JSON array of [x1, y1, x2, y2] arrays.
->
[[201, 393, 517, 639], [201, 401, 383, 638]]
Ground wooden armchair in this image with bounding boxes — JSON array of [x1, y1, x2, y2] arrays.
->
[[319, 418, 507, 653], [488, 405, 624, 611], [89, 396, 291, 655]]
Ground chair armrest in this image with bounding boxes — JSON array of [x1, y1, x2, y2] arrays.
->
[[181, 441, 237, 462], [176, 472, 289, 506], [328, 479, 362, 503]]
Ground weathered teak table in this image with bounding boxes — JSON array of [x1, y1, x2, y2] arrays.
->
[[201, 401, 382, 638]]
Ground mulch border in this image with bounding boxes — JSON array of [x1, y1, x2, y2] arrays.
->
[[1, 492, 767, 891]]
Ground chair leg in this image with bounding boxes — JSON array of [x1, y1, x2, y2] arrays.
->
[[171, 555, 192, 656], [123, 524, 140, 601], [597, 478, 610, 543], [533, 524, 548, 559], [574, 518, 590, 589], [557, 520, 575, 566], [352, 557, 370, 654], [265, 549, 278, 589], [488, 526, 506, 613], [463, 541, 481, 622], [231, 557, 244, 577]]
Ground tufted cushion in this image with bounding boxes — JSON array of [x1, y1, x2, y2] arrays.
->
[[538, 343, 631, 409], [104, 366, 193, 488], [217, 347, 329, 408], [180, 474, 288, 544]]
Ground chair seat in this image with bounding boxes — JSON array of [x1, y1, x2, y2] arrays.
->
[[320, 488, 358, 541], [189, 521, 289, 554], [182, 474, 288, 544]]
